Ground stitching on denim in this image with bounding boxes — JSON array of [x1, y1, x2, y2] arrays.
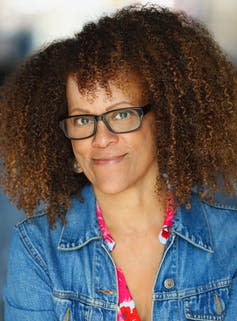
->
[[92, 239, 97, 301], [15, 210, 48, 227], [53, 290, 117, 310], [183, 287, 229, 320], [174, 231, 214, 253], [202, 199, 237, 211], [17, 224, 50, 277], [57, 236, 101, 251], [200, 202, 215, 251], [153, 278, 231, 300]]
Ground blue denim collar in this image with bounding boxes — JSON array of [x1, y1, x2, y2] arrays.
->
[[57, 185, 101, 250], [172, 195, 214, 253], [57, 185, 215, 252]]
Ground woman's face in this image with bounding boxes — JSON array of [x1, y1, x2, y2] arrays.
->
[[66, 76, 158, 196]]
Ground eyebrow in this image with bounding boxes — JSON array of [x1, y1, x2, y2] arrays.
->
[[69, 101, 134, 114]]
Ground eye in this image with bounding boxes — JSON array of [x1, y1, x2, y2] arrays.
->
[[113, 109, 132, 120], [73, 116, 91, 126]]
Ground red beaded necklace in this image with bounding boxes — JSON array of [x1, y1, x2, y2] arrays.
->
[[158, 191, 175, 244]]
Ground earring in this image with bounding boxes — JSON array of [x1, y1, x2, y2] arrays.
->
[[73, 160, 83, 174], [162, 172, 171, 191]]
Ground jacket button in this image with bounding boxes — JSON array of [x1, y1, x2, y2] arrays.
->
[[164, 278, 175, 289]]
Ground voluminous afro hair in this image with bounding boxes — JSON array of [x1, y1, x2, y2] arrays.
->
[[0, 4, 237, 227]]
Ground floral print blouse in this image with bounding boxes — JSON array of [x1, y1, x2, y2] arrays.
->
[[96, 193, 174, 321], [96, 204, 141, 320]]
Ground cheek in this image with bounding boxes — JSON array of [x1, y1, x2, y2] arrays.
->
[[146, 119, 157, 151], [140, 122, 157, 152], [71, 141, 87, 161], [71, 142, 78, 157]]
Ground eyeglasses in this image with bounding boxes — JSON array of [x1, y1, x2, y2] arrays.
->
[[59, 104, 152, 140]]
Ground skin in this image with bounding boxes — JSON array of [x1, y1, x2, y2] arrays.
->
[[67, 75, 159, 199], [66, 75, 167, 321]]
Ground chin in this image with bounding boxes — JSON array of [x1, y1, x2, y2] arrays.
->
[[93, 179, 130, 196]]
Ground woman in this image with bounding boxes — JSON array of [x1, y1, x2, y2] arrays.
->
[[1, 4, 237, 321]]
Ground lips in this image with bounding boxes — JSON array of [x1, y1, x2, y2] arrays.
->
[[92, 153, 127, 165]]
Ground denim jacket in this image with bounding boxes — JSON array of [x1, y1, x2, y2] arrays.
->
[[3, 185, 237, 321]]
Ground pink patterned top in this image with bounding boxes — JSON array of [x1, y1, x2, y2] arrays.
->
[[96, 193, 174, 321]]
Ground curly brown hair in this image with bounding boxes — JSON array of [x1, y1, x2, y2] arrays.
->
[[0, 4, 237, 227]]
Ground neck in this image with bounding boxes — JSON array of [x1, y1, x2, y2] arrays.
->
[[94, 179, 167, 234]]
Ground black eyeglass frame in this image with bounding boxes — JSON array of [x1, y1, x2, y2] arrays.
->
[[59, 103, 152, 140]]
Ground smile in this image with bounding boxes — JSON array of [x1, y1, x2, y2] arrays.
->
[[92, 154, 127, 165]]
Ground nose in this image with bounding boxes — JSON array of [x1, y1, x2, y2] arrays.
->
[[92, 119, 118, 148]]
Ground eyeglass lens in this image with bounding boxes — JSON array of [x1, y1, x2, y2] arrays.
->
[[60, 105, 151, 140]]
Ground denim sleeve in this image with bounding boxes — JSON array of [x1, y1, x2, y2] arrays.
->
[[3, 225, 57, 321]]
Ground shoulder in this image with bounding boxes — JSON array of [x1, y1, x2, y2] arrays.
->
[[200, 192, 237, 221], [190, 192, 237, 229], [14, 184, 96, 252], [174, 192, 237, 252], [16, 184, 94, 226], [188, 190, 237, 215], [193, 193, 237, 247]]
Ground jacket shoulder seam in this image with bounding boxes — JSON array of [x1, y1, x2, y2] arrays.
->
[[15, 210, 48, 227], [201, 199, 237, 212], [16, 223, 50, 276]]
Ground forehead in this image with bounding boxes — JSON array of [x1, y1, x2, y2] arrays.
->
[[66, 74, 146, 109]]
